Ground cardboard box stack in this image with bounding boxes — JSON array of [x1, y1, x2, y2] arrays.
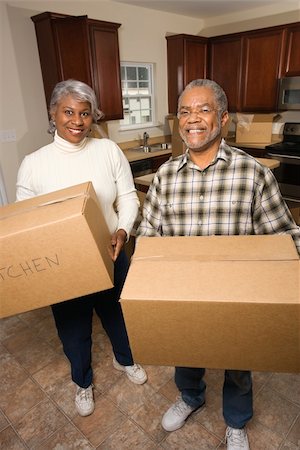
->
[[121, 235, 300, 373], [0, 182, 113, 318], [235, 113, 276, 144]]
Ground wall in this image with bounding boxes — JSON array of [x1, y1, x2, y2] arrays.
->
[[0, 0, 299, 203]]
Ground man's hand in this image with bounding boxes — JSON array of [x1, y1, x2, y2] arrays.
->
[[110, 229, 127, 261]]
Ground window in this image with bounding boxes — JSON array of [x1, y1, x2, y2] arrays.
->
[[120, 62, 155, 129]]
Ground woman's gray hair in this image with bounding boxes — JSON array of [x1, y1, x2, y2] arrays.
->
[[48, 79, 104, 135], [178, 79, 228, 118]]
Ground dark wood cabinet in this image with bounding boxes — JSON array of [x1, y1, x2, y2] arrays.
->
[[281, 23, 300, 76], [31, 12, 123, 120], [170, 22, 299, 113], [166, 34, 208, 114], [240, 27, 284, 112], [209, 35, 242, 111]]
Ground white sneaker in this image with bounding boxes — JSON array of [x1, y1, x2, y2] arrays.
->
[[161, 397, 199, 432], [113, 357, 147, 385], [75, 385, 94, 416], [226, 426, 250, 450]]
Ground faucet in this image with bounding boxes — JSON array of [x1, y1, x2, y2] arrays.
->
[[143, 131, 150, 152]]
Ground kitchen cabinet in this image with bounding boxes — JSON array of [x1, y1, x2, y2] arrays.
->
[[170, 22, 299, 113], [281, 23, 300, 76], [166, 34, 208, 114], [31, 12, 123, 120], [209, 35, 242, 111], [210, 27, 284, 112]]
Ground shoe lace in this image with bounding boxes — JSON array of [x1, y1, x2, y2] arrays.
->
[[226, 428, 246, 446], [173, 398, 192, 416], [77, 387, 93, 403], [127, 364, 141, 374]]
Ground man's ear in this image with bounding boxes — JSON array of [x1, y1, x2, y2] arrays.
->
[[221, 111, 229, 128]]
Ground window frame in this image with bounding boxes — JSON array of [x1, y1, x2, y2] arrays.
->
[[119, 62, 156, 131]]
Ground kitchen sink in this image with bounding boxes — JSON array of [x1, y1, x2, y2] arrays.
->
[[130, 143, 171, 153]]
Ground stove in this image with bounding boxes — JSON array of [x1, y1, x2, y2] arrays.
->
[[265, 122, 300, 202]]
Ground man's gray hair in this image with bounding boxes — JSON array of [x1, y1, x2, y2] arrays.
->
[[178, 79, 228, 117], [48, 79, 104, 135]]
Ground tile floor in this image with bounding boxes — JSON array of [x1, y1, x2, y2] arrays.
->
[[1, 306, 299, 449]]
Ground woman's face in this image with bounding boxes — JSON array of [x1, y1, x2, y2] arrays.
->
[[51, 94, 93, 144]]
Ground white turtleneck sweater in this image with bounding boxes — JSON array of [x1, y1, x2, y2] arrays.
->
[[16, 133, 139, 237]]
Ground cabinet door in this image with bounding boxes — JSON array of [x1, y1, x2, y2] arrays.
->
[[166, 35, 208, 114], [240, 28, 284, 111], [53, 16, 92, 86], [89, 20, 123, 120], [209, 36, 242, 111], [281, 23, 300, 76], [184, 39, 207, 86]]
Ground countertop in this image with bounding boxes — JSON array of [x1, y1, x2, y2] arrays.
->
[[123, 148, 171, 163], [134, 157, 280, 187]]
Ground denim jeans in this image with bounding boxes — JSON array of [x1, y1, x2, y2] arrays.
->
[[175, 367, 253, 429], [51, 250, 133, 388]]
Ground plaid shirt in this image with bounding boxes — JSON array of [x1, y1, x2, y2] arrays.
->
[[137, 140, 300, 255]]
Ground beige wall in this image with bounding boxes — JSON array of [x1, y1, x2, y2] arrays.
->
[[1, 0, 299, 203]]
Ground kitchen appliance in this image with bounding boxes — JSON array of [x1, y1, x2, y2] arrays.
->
[[265, 122, 300, 202], [278, 76, 300, 110]]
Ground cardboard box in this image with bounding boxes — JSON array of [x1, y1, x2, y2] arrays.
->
[[0, 182, 113, 318], [121, 235, 300, 373], [235, 113, 275, 144]]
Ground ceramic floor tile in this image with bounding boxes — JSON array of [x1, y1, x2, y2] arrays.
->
[[41, 421, 94, 449], [0, 377, 46, 424], [0, 426, 27, 449], [98, 418, 158, 449], [280, 440, 300, 449], [107, 375, 157, 415], [162, 418, 221, 449], [131, 391, 170, 443], [268, 372, 300, 406], [247, 419, 284, 449], [15, 398, 68, 448], [194, 389, 225, 439], [0, 353, 29, 394], [158, 378, 179, 402], [254, 387, 300, 436], [11, 339, 59, 374], [2, 326, 37, 354], [73, 394, 127, 447], [0, 410, 9, 432], [144, 365, 174, 392], [92, 352, 123, 393], [48, 378, 79, 419], [17, 306, 53, 326], [0, 315, 29, 341], [285, 415, 300, 447], [32, 354, 70, 394]]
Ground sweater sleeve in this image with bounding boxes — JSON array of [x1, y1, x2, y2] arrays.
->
[[16, 155, 36, 201], [112, 143, 140, 238]]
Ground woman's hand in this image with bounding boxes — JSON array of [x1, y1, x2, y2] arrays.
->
[[110, 229, 127, 261]]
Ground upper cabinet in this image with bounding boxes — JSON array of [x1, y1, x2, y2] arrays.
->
[[31, 12, 123, 120], [209, 35, 242, 112], [168, 22, 300, 113], [281, 23, 300, 77], [240, 27, 285, 112], [166, 34, 208, 114]]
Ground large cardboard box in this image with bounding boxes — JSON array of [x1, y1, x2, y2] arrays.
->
[[235, 113, 275, 144], [0, 182, 113, 318], [121, 235, 300, 373]]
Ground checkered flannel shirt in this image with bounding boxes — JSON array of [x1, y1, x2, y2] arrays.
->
[[137, 139, 300, 255]]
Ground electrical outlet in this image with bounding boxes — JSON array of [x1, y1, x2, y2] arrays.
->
[[0, 129, 17, 142]]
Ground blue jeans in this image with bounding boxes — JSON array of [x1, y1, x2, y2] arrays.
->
[[175, 367, 253, 429], [51, 251, 133, 388]]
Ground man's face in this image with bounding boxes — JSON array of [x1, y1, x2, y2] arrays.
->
[[178, 86, 228, 152]]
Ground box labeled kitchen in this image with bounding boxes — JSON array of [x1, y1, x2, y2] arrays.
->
[[235, 113, 276, 144], [0, 182, 113, 318], [120, 235, 300, 373]]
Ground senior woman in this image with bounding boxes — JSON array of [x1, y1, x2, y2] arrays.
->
[[16, 79, 147, 417]]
